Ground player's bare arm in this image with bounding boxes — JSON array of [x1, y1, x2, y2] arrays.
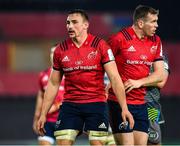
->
[[37, 69, 63, 136], [125, 60, 164, 93], [33, 90, 43, 134], [48, 101, 61, 114]]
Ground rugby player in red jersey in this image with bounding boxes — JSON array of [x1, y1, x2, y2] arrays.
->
[[108, 5, 164, 145], [37, 9, 134, 146], [33, 47, 65, 145]]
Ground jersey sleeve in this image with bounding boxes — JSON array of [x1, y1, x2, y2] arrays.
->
[[154, 36, 163, 61], [53, 45, 62, 71], [99, 39, 115, 64], [107, 34, 121, 56]]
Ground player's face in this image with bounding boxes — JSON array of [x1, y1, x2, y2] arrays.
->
[[66, 13, 88, 38], [142, 13, 158, 37]]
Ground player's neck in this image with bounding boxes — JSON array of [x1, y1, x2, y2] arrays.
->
[[72, 32, 88, 48], [132, 25, 145, 40]]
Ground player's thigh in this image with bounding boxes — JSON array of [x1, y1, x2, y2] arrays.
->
[[114, 132, 134, 145], [134, 130, 148, 145]]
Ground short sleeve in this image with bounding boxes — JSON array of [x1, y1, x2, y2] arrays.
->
[[53, 45, 62, 71], [99, 39, 115, 64], [107, 34, 121, 56], [154, 36, 163, 61]]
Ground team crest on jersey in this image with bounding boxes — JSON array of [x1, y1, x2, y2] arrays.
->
[[150, 45, 158, 54], [87, 51, 97, 59]]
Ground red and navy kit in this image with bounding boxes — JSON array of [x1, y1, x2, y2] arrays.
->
[[108, 27, 163, 105], [38, 67, 64, 122], [53, 34, 114, 103]]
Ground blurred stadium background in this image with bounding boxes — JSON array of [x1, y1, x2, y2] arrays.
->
[[0, 0, 179, 145]]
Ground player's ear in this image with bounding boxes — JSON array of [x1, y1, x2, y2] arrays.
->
[[84, 21, 89, 30], [137, 19, 144, 29]]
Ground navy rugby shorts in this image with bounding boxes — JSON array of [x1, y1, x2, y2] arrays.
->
[[44, 121, 56, 139], [55, 102, 109, 132], [108, 100, 149, 133]]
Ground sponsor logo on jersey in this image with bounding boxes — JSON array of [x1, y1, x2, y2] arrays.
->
[[127, 59, 152, 66], [62, 56, 70, 62], [127, 45, 136, 52], [63, 65, 97, 72]]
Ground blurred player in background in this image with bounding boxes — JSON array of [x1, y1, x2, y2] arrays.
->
[[37, 9, 133, 146], [108, 5, 164, 145], [146, 55, 170, 145], [33, 47, 65, 145]]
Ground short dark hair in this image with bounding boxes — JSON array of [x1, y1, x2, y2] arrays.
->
[[68, 9, 89, 22], [133, 5, 159, 23]]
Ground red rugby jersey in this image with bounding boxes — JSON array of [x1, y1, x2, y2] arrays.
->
[[39, 67, 64, 122], [108, 27, 163, 105], [53, 34, 114, 103]]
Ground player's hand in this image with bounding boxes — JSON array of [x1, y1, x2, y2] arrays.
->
[[32, 119, 39, 135], [121, 109, 134, 129], [37, 115, 46, 136], [124, 79, 142, 93]]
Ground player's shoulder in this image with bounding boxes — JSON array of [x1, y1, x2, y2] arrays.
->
[[90, 34, 106, 48], [109, 27, 132, 41], [55, 38, 69, 51]]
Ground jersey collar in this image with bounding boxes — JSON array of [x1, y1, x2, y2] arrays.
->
[[68, 33, 93, 48]]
